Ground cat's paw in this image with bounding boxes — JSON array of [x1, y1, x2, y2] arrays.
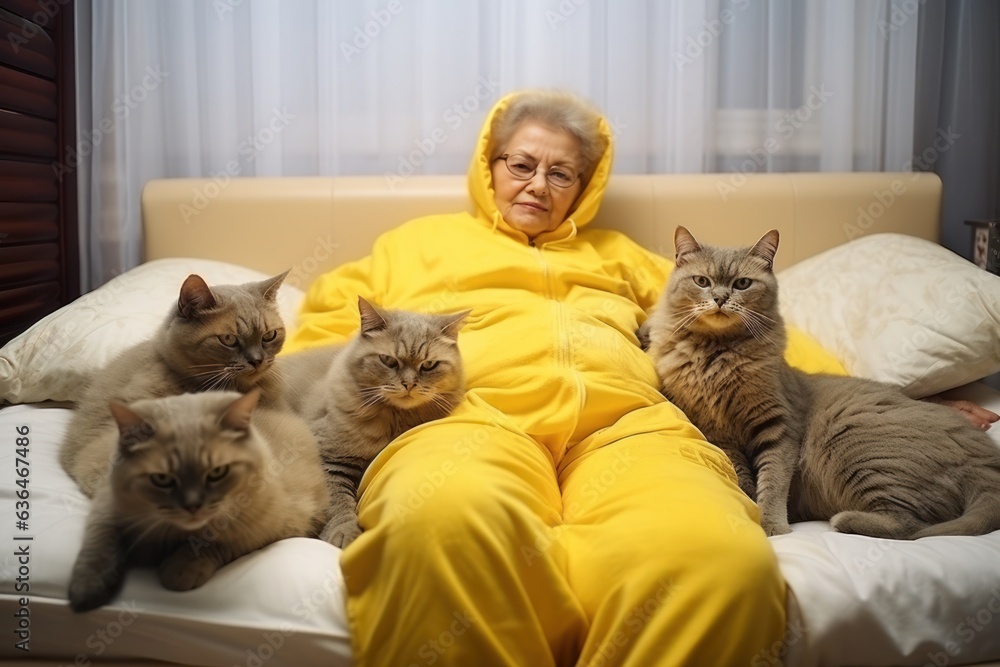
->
[[321, 520, 363, 549], [761, 519, 792, 537], [68, 568, 121, 613], [159, 555, 218, 592], [635, 321, 652, 351]]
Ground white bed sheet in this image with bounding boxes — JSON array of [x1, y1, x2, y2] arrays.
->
[[1, 386, 999, 667]]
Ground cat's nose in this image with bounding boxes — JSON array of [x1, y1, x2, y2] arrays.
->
[[714, 295, 728, 307], [246, 353, 264, 368], [401, 381, 415, 392], [181, 490, 204, 513]]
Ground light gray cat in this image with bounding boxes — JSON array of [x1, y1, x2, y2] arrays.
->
[[645, 226, 1000, 539], [60, 272, 289, 496], [68, 389, 330, 612], [278, 297, 468, 548]]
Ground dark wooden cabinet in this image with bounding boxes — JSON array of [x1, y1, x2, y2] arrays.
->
[[0, 0, 78, 346]]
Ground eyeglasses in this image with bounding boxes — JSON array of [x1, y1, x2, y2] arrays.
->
[[495, 153, 581, 189]]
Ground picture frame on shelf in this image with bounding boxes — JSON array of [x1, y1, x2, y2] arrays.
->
[[964, 219, 1000, 275]]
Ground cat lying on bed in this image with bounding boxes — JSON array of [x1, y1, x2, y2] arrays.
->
[[277, 297, 468, 548], [68, 390, 329, 612], [644, 226, 1000, 539], [60, 271, 290, 496]]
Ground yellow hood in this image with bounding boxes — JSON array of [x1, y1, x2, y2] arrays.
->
[[466, 92, 615, 245]]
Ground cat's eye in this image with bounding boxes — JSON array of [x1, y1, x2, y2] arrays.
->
[[378, 354, 399, 368], [149, 473, 175, 488], [262, 329, 278, 343], [692, 276, 711, 288], [420, 360, 440, 372], [218, 334, 239, 347], [733, 277, 753, 290], [206, 465, 230, 483]]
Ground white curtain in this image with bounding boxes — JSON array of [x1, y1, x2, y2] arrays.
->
[[75, 0, 919, 290]]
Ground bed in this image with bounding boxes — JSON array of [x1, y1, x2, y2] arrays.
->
[[1, 172, 999, 667]]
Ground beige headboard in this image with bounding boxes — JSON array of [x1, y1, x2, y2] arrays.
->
[[142, 172, 941, 290]]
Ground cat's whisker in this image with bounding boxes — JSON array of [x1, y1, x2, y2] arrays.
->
[[355, 399, 382, 412], [669, 304, 705, 320], [121, 517, 171, 556], [745, 309, 778, 324], [734, 307, 780, 344], [670, 308, 703, 329], [742, 318, 767, 342], [353, 393, 387, 414], [199, 371, 230, 392], [734, 310, 766, 340], [190, 367, 224, 387], [670, 306, 711, 337], [214, 369, 242, 390], [739, 313, 779, 346], [427, 394, 456, 415], [739, 311, 774, 334], [364, 386, 391, 399], [187, 369, 231, 379]]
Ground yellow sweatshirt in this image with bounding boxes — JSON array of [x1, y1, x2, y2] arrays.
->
[[287, 94, 843, 448]]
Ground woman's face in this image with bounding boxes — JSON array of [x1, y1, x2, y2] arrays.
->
[[490, 121, 585, 239]]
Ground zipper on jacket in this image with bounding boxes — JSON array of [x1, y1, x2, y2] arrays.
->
[[532, 245, 552, 298], [535, 244, 570, 369], [535, 241, 587, 436]]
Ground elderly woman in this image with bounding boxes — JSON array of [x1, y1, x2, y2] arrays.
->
[[286, 90, 985, 665]]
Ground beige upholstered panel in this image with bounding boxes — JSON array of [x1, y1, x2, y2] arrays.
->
[[142, 172, 941, 286], [330, 176, 473, 267], [142, 178, 336, 289]]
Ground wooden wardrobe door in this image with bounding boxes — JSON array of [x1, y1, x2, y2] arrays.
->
[[0, 0, 78, 346]]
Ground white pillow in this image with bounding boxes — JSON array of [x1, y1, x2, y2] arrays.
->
[[778, 233, 1000, 398], [0, 258, 305, 405]]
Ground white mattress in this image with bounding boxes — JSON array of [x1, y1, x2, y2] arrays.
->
[[1, 385, 1000, 667]]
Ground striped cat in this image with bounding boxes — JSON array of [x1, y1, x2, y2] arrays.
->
[[278, 297, 468, 548], [645, 226, 1000, 539]]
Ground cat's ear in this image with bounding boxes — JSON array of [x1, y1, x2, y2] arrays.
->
[[178, 274, 218, 319], [439, 310, 472, 341], [219, 389, 260, 435], [357, 296, 388, 337], [109, 402, 155, 455], [749, 229, 780, 270], [673, 226, 702, 267], [259, 269, 290, 302]]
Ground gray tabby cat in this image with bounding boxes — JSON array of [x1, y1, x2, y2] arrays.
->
[[278, 297, 468, 548], [60, 272, 289, 496], [645, 226, 1000, 539], [68, 389, 330, 612]]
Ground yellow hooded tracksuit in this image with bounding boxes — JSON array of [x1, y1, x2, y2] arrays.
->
[[287, 94, 844, 666]]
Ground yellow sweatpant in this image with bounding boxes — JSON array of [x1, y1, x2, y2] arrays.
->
[[341, 396, 786, 666]]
